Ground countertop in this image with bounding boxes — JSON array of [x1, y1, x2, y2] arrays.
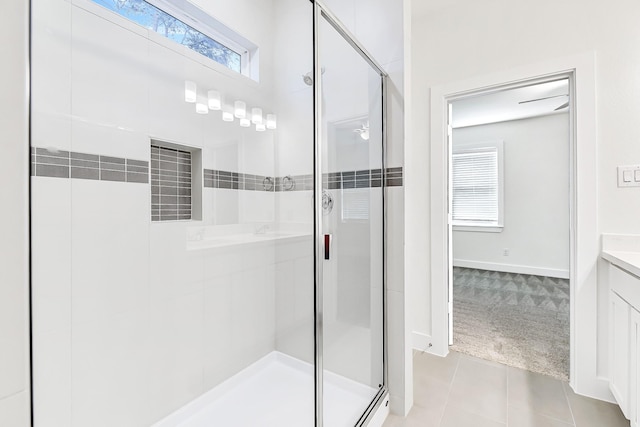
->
[[601, 250, 640, 279]]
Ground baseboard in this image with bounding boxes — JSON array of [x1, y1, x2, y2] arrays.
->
[[453, 259, 570, 279], [412, 331, 432, 352], [571, 376, 617, 404]]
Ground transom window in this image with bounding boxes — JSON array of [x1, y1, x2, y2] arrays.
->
[[92, 0, 243, 73], [452, 141, 504, 231]]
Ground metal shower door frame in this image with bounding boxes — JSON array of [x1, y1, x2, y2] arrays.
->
[[312, 2, 389, 426]]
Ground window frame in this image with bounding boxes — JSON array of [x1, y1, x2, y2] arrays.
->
[[451, 140, 504, 233], [86, 0, 257, 80], [147, 0, 251, 75]]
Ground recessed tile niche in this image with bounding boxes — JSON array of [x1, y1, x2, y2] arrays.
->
[[150, 140, 202, 221]]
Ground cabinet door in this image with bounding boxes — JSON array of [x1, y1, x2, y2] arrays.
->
[[611, 291, 631, 419], [631, 308, 640, 427]]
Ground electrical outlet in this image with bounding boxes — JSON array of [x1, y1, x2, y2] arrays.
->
[[503, 248, 509, 256]]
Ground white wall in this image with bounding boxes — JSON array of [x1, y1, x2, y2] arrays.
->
[[452, 113, 570, 278], [0, 0, 30, 425], [408, 0, 640, 401]]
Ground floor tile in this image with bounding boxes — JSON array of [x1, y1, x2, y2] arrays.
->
[[508, 366, 573, 423], [382, 413, 405, 427], [446, 356, 508, 423], [384, 351, 627, 427], [562, 383, 629, 427], [382, 405, 440, 427], [508, 404, 574, 427], [440, 403, 506, 427], [413, 375, 449, 421], [413, 351, 461, 384]]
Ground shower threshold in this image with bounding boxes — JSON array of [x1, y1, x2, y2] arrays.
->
[[153, 351, 377, 427]]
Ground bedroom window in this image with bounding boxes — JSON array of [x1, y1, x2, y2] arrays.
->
[[452, 141, 504, 232]]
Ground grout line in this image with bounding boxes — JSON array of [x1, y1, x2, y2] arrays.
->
[[562, 382, 578, 426], [435, 351, 461, 427]]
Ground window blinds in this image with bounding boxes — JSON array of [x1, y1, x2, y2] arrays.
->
[[452, 148, 499, 224], [342, 189, 370, 221]]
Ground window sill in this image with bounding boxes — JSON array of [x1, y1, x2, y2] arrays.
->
[[452, 224, 503, 233]]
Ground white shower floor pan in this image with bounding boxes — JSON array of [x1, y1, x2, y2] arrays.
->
[[153, 352, 382, 427]]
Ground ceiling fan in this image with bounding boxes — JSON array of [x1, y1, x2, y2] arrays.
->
[[518, 94, 569, 111], [353, 122, 370, 141]]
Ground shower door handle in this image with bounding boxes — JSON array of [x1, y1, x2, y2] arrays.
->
[[324, 234, 332, 260]]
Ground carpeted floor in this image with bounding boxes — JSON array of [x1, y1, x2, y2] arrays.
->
[[451, 267, 570, 380]]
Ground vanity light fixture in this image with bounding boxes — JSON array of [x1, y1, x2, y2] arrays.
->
[[208, 90, 221, 110], [266, 114, 277, 130], [251, 107, 263, 124], [187, 87, 276, 130], [222, 104, 234, 122], [234, 100, 247, 118], [195, 95, 208, 114], [185, 81, 197, 103]]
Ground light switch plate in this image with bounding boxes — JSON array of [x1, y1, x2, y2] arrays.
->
[[618, 165, 640, 187]]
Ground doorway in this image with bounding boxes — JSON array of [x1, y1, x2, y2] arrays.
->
[[447, 79, 571, 380]]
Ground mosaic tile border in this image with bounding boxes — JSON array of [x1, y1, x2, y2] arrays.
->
[[31, 148, 149, 184], [203, 167, 403, 191], [31, 147, 403, 190]]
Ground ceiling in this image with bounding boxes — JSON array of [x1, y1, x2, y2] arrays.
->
[[451, 79, 569, 129]]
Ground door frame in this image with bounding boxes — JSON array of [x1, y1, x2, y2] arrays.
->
[[429, 52, 611, 400], [445, 75, 573, 346]]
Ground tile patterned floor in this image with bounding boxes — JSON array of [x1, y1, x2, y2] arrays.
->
[[383, 351, 629, 427]]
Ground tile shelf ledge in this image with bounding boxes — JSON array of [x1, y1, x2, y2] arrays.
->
[[186, 223, 312, 251]]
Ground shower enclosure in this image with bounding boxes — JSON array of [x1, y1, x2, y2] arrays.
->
[[30, 0, 387, 425]]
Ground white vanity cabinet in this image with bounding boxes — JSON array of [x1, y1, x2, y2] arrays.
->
[[631, 309, 640, 427], [610, 287, 631, 418], [608, 262, 640, 426]]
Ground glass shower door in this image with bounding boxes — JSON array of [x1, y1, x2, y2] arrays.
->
[[315, 5, 386, 426]]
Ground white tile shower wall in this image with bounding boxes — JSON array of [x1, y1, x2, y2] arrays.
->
[[70, 180, 151, 427], [31, 0, 72, 152], [0, 392, 29, 427], [30, 0, 284, 426], [71, 5, 150, 160], [275, 240, 315, 364], [31, 178, 72, 425]]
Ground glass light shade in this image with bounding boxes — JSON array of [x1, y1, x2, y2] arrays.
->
[[256, 123, 266, 132], [222, 105, 234, 122], [208, 90, 221, 110], [234, 100, 246, 118], [185, 81, 197, 103], [266, 114, 277, 130], [195, 95, 208, 114], [251, 107, 263, 124], [240, 118, 251, 127]]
